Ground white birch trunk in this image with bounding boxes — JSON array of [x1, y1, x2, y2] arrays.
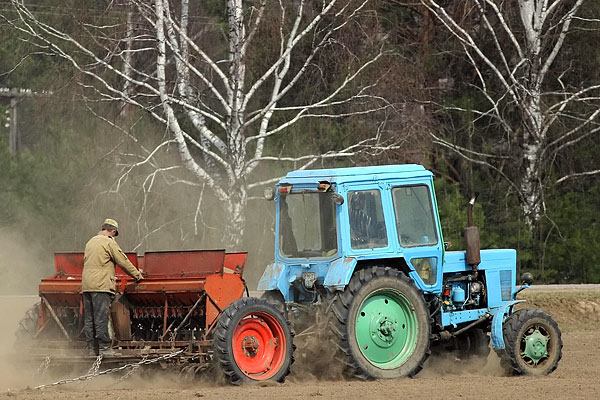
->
[[423, 0, 592, 229], [6, 0, 388, 247]]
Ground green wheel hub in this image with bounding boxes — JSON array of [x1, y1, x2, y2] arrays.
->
[[355, 289, 418, 369], [521, 326, 550, 365]]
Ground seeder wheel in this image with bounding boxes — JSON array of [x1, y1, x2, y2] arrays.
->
[[212, 297, 294, 384], [16, 303, 40, 342]]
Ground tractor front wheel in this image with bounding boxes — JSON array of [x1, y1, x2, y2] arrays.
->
[[212, 297, 294, 384], [499, 308, 562, 376], [329, 267, 431, 379]]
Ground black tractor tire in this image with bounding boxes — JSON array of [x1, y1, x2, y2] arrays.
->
[[260, 290, 285, 313], [329, 266, 431, 379], [212, 297, 295, 385], [499, 308, 562, 376]]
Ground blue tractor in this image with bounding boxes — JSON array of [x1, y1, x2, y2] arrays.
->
[[258, 164, 562, 379]]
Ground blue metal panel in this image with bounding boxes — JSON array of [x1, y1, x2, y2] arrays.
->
[[441, 309, 488, 327], [442, 251, 468, 272], [490, 300, 525, 350], [258, 260, 334, 301], [486, 270, 503, 308], [442, 249, 517, 309], [282, 164, 432, 186], [257, 262, 283, 291], [323, 257, 358, 290], [256, 261, 295, 301], [382, 177, 444, 294], [443, 249, 517, 273]]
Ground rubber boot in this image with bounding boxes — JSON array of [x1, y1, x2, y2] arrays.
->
[[87, 341, 98, 357], [99, 346, 121, 357]]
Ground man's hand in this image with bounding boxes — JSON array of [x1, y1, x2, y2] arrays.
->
[[135, 269, 144, 283]]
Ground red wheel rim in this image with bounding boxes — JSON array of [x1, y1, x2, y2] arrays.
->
[[232, 311, 286, 380]]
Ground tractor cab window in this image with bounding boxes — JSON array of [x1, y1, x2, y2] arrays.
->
[[348, 190, 388, 249], [279, 191, 338, 258], [392, 185, 438, 247]]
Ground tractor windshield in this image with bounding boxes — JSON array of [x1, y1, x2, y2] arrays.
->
[[278, 191, 338, 258]]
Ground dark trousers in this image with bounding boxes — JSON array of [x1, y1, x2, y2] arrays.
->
[[83, 292, 113, 351]]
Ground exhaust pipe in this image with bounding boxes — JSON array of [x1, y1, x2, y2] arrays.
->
[[464, 193, 481, 271]]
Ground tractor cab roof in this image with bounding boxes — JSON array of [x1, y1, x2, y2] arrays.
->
[[279, 164, 433, 185]]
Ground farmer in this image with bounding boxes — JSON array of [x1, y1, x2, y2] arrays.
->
[[82, 218, 143, 356]]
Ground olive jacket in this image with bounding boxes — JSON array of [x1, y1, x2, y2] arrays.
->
[[82, 231, 143, 293]]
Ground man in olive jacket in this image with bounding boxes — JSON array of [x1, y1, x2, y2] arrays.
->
[[82, 218, 143, 356]]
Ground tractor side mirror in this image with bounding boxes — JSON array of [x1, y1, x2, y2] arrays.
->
[[332, 194, 344, 205], [521, 272, 534, 286], [264, 187, 275, 201]]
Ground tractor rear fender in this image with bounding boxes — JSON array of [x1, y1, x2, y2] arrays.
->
[[258, 260, 348, 301], [257, 262, 286, 292], [323, 256, 414, 292], [258, 257, 414, 296], [323, 257, 358, 291], [490, 299, 526, 350]]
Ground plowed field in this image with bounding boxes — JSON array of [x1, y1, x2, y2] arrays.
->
[[2, 289, 599, 400]]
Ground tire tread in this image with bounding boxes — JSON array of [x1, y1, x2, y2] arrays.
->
[[212, 297, 295, 385], [328, 266, 431, 380], [499, 308, 562, 376]]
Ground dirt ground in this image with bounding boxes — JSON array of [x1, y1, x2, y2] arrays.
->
[[1, 290, 599, 400]]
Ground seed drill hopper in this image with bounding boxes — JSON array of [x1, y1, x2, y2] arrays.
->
[[18, 249, 294, 384]]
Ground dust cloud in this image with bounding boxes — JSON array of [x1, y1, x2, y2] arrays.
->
[[1, 288, 599, 397], [0, 232, 53, 295], [420, 351, 505, 378], [288, 335, 346, 382], [0, 295, 38, 389]]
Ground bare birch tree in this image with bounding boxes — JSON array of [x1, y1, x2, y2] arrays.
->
[[420, 0, 600, 227], [3, 0, 390, 248]]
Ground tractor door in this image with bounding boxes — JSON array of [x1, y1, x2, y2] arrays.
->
[[389, 183, 444, 293], [343, 185, 394, 257]]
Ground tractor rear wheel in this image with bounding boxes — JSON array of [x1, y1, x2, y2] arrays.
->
[[329, 267, 431, 379], [212, 297, 294, 384], [499, 308, 562, 376]]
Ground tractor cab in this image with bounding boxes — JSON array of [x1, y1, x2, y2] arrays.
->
[[259, 164, 445, 299]]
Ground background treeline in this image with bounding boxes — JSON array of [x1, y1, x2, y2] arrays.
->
[[1, 0, 599, 293]]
